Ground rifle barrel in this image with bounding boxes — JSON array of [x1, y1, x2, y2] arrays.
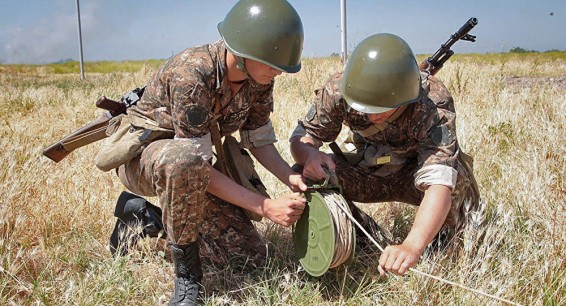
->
[[420, 17, 478, 75], [457, 17, 478, 37], [445, 17, 478, 49]]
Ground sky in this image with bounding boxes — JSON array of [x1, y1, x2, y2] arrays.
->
[[0, 0, 565, 64]]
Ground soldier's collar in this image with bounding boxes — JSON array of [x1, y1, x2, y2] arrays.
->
[[356, 105, 408, 137]]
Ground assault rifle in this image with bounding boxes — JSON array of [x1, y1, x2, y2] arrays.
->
[[42, 87, 145, 162], [419, 17, 478, 76]]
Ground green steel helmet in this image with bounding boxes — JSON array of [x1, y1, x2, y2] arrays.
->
[[339, 33, 422, 114], [218, 0, 304, 73]]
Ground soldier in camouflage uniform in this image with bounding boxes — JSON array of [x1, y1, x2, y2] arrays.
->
[[107, 1, 307, 305], [290, 33, 484, 277]]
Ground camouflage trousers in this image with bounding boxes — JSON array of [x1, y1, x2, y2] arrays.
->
[[331, 153, 485, 234], [117, 139, 269, 267]]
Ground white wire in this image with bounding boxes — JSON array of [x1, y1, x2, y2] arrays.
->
[[322, 191, 354, 268], [330, 191, 522, 306]]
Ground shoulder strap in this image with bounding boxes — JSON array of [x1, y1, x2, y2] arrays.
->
[[209, 97, 229, 176]]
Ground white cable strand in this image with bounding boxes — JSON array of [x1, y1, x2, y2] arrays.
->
[[323, 191, 354, 268], [330, 192, 522, 306]]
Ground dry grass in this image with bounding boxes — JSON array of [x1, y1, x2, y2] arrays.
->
[[0, 53, 564, 305]]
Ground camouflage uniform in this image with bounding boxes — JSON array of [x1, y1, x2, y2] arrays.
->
[[293, 71, 484, 234], [117, 40, 277, 267]]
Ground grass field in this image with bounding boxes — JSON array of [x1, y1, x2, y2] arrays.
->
[[1, 52, 564, 305]]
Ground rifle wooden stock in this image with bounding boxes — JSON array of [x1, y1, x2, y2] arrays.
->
[[43, 89, 144, 163], [42, 113, 110, 163], [96, 96, 126, 117]]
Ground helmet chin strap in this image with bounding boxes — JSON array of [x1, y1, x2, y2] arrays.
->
[[235, 56, 253, 80]]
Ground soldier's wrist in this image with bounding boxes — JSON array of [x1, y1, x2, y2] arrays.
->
[[259, 198, 271, 217], [401, 238, 426, 257]]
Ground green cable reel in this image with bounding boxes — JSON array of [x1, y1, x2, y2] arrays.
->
[[292, 171, 356, 277]]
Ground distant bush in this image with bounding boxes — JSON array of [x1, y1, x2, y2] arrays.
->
[[509, 47, 566, 53], [509, 47, 535, 53]]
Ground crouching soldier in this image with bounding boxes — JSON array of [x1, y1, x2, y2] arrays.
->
[[290, 33, 485, 277], [98, 1, 308, 305]]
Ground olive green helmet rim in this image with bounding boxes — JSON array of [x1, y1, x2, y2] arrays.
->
[[340, 82, 422, 114], [218, 23, 302, 74]]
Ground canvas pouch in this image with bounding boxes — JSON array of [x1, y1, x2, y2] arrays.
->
[[95, 114, 174, 172]]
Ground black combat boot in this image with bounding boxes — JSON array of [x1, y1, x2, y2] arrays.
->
[[169, 242, 203, 306], [109, 191, 165, 256]]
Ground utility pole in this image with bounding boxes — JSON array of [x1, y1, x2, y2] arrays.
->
[[76, 0, 85, 80], [340, 0, 347, 66]]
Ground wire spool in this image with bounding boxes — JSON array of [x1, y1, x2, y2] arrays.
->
[[292, 190, 356, 277]]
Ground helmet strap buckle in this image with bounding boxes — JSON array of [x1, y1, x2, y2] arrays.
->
[[235, 56, 252, 80]]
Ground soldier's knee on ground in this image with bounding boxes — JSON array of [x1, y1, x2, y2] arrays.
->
[[431, 195, 487, 253], [452, 155, 486, 233], [447, 196, 486, 235]]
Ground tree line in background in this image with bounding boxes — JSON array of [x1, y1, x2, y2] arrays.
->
[[328, 47, 565, 58], [508, 47, 565, 53]]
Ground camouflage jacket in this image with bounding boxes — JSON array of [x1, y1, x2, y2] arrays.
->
[[294, 71, 460, 190], [128, 40, 277, 157]]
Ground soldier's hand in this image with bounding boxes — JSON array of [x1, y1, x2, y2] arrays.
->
[[288, 173, 308, 192], [303, 151, 335, 181], [377, 244, 421, 276], [263, 192, 306, 227]]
